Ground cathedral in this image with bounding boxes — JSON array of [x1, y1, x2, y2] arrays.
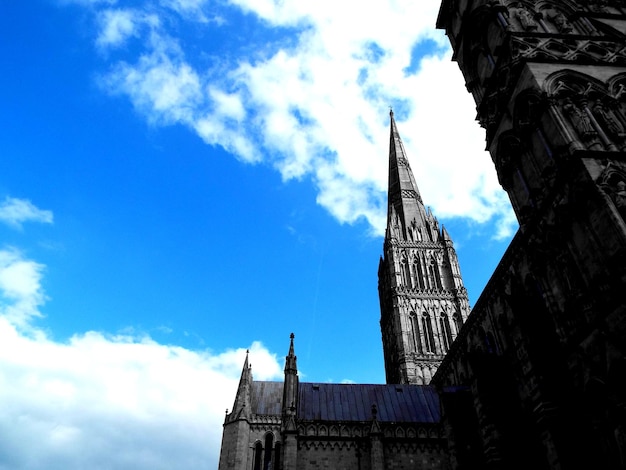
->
[[218, 0, 626, 469]]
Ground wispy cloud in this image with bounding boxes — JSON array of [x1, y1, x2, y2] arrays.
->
[[96, 9, 139, 48], [0, 249, 282, 469], [93, 0, 515, 237], [0, 197, 53, 230]]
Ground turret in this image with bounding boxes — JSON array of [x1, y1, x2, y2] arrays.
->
[[281, 334, 299, 470], [218, 351, 252, 470]]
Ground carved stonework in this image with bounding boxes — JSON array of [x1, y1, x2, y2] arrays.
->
[[516, 8, 538, 31], [598, 165, 626, 221], [563, 98, 597, 139], [511, 37, 626, 65], [593, 101, 625, 139], [549, 11, 573, 33]]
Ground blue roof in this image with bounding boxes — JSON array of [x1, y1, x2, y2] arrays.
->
[[251, 381, 440, 423]]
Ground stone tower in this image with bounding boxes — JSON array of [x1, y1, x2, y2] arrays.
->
[[434, 1, 626, 468], [378, 111, 470, 385]]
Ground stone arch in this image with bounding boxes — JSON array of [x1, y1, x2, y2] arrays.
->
[[544, 69, 608, 98], [545, 70, 612, 149], [536, 1, 578, 34], [608, 73, 626, 101]]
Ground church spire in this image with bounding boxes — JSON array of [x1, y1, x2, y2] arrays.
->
[[282, 333, 298, 416], [227, 350, 252, 422], [387, 111, 433, 242], [379, 111, 471, 385]]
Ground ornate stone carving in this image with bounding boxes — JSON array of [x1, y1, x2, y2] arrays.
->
[[564, 98, 596, 139], [593, 101, 625, 139], [516, 8, 538, 31], [597, 165, 626, 221], [511, 37, 626, 65], [549, 11, 573, 33]]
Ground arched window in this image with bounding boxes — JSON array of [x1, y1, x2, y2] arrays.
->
[[263, 434, 274, 470], [274, 442, 281, 470], [422, 314, 436, 353], [454, 311, 463, 333], [413, 256, 424, 289], [429, 258, 443, 290], [400, 255, 411, 288], [440, 315, 453, 352], [410, 313, 422, 354], [253, 442, 262, 470]]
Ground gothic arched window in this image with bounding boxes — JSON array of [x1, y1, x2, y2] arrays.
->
[[428, 257, 442, 290], [263, 433, 274, 470], [253, 442, 263, 470], [410, 313, 423, 354], [422, 314, 436, 353], [400, 255, 411, 288], [440, 314, 453, 352], [413, 256, 424, 289]]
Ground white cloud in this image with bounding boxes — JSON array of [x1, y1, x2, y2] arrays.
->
[[97, 9, 138, 48], [0, 249, 47, 328], [0, 197, 53, 230], [104, 39, 203, 125], [0, 249, 283, 470], [95, 0, 515, 237]]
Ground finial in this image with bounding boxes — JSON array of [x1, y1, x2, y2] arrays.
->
[[389, 107, 394, 118], [290, 332, 294, 340], [371, 403, 378, 419], [225, 408, 229, 414]]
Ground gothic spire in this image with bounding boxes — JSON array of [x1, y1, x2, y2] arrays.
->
[[282, 333, 299, 417], [387, 110, 432, 242], [284, 332, 297, 374], [228, 350, 252, 422]]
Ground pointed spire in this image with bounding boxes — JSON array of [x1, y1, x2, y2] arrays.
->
[[386, 111, 432, 242], [228, 349, 252, 422], [285, 332, 297, 374], [282, 333, 299, 417], [441, 225, 452, 243]]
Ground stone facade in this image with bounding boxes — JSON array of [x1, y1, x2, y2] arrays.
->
[[218, 336, 449, 470], [219, 1, 626, 468], [378, 112, 471, 385], [433, 0, 626, 468]]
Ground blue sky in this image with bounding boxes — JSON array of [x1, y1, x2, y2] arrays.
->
[[0, 0, 516, 468]]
